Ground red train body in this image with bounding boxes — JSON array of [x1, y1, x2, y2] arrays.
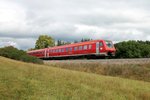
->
[[27, 39, 116, 59]]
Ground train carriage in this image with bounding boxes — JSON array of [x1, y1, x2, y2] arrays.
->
[[27, 39, 116, 59]]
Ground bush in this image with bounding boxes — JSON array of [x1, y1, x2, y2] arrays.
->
[[115, 40, 150, 58], [0, 46, 43, 64], [20, 55, 43, 64]]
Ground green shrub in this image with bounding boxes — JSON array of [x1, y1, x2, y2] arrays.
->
[[115, 40, 150, 58], [20, 55, 43, 64], [0, 46, 43, 64]]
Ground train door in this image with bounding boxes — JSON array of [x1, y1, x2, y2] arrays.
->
[[44, 49, 47, 58], [47, 49, 49, 58], [96, 42, 100, 54]]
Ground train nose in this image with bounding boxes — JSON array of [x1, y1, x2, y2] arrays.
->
[[107, 51, 115, 56]]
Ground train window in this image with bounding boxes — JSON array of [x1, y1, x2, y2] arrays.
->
[[105, 41, 113, 48], [83, 45, 88, 50], [62, 48, 64, 52], [74, 47, 78, 51], [69, 47, 72, 51], [79, 46, 82, 50], [89, 45, 92, 49], [59, 49, 61, 52], [99, 42, 103, 47], [66, 48, 68, 52]]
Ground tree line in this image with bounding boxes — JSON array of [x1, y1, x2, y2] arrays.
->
[[30, 35, 150, 58], [33, 35, 92, 49], [115, 40, 150, 58]]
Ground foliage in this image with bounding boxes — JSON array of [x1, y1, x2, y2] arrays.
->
[[57, 40, 67, 46], [35, 35, 54, 49], [0, 56, 150, 100], [115, 40, 150, 58], [81, 38, 92, 42], [27, 48, 36, 51], [0, 46, 43, 64], [73, 38, 92, 43]]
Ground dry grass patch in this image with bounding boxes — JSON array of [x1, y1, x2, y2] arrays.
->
[[45, 61, 150, 82]]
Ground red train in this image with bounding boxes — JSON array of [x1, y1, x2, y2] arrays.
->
[[27, 39, 116, 59]]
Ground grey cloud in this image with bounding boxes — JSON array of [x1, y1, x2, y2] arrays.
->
[[0, 0, 150, 50]]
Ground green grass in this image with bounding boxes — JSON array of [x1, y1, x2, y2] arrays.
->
[[0, 57, 150, 100]]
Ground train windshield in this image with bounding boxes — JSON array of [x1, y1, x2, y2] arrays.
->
[[105, 41, 113, 48]]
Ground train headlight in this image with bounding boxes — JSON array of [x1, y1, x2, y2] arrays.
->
[[100, 48, 103, 50]]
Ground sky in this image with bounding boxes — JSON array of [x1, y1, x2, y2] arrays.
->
[[0, 0, 150, 50]]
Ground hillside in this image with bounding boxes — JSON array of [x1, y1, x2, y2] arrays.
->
[[0, 57, 150, 100]]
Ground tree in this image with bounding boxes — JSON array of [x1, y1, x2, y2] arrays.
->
[[74, 40, 78, 43], [81, 38, 92, 42], [115, 40, 150, 58], [35, 35, 54, 49]]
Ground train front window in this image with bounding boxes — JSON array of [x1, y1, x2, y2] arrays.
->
[[99, 42, 103, 47], [105, 41, 113, 48]]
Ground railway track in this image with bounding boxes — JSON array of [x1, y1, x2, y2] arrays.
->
[[44, 58, 150, 65]]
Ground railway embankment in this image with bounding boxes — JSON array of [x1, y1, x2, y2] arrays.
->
[[45, 58, 150, 82]]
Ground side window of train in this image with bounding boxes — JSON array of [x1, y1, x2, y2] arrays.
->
[[74, 47, 78, 51], [69, 47, 72, 51], [89, 44, 92, 49], [79, 46, 82, 50], [59, 49, 61, 52], [84, 45, 88, 50], [99, 42, 103, 47], [66, 48, 68, 52], [61, 49, 64, 52]]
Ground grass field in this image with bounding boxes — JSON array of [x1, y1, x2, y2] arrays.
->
[[0, 57, 150, 100]]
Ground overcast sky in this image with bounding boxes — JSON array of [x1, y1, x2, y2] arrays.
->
[[0, 0, 150, 50]]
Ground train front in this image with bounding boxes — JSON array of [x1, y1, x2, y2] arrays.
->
[[104, 40, 116, 56]]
